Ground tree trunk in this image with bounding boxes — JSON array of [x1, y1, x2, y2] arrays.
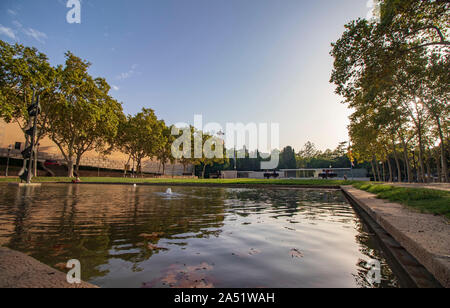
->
[[202, 164, 206, 179], [418, 147, 426, 183], [401, 139, 412, 183], [411, 151, 418, 182], [376, 160, 382, 182], [435, 150, 442, 182], [138, 158, 143, 178], [392, 144, 402, 182], [425, 157, 432, 183], [33, 148, 38, 177], [417, 124, 426, 183], [371, 159, 378, 182], [426, 149, 433, 183], [124, 156, 131, 177], [387, 158, 393, 183], [75, 155, 82, 177], [436, 117, 449, 182], [67, 158, 74, 178]]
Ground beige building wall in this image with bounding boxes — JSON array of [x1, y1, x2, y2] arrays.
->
[[0, 119, 193, 175]]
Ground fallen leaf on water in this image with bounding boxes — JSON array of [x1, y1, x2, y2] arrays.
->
[[142, 263, 215, 288], [148, 244, 168, 251], [54, 263, 67, 270], [290, 248, 303, 258], [185, 262, 214, 272], [140, 232, 165, 239]]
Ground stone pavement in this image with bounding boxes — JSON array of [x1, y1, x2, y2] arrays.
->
[[342, 186, 450, 288], [0, 247, 96, 288], [390, 183, 450, 192]]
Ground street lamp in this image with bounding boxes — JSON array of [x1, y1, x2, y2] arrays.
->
[[6, 145, 12, 177]]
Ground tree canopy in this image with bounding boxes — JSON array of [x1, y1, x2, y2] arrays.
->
[[330, 0, 449, 183]]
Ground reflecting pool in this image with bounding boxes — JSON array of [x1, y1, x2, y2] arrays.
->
[[0, 184, 399, 288]]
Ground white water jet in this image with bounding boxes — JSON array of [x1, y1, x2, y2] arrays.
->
[[166, 188, 173, 195]]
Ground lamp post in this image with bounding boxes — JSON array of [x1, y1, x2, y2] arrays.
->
[[6, 145, 12, 177]]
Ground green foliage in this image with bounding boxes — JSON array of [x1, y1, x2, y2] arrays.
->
[[295, 141, 362, 169], [117, 108, 164, 174], [0, 40, 55, 131], [155, 123, 176, 174], [279, 146, 296, 169], [46, 52, 124, 176], [353, 183, 450, 219], [191, 130, 228, 178], [330, 0, 450, 183]]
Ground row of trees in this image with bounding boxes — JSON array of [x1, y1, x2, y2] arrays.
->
[[0, 40, 228, 178], [330, 0, 449, 183], [0, 40, 358, 180], [296, 141, 356, 169], [197, 142, 360, 179], [0, 42, 123, 178]]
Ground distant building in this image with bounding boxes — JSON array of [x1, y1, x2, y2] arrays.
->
[[221, 168, 369, 181], [281, 168, 368, 180]]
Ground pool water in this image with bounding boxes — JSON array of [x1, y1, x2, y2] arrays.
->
[[0, 184, 399, 288]]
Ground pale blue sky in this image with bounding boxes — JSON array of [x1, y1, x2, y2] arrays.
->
[[0, 0, 371, 151]]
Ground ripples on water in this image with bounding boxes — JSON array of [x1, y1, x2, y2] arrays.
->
[[0, 184, 399, 288]]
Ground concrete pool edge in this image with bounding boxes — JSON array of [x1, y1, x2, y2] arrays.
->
[[341, 186, 448, 288], [0, 247, 97, 288], [53, 181, 342, 190]]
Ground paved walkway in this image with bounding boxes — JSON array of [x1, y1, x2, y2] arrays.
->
[[342, 186, 450, 288], [0, 247, 96, 288], [389, 183, 450, 192]]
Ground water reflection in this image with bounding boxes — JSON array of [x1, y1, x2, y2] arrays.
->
[[0, 184, 398, 288]]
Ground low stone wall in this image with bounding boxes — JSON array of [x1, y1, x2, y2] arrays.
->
[[0, 147, 194, 176], [342, 186, 450, 288]]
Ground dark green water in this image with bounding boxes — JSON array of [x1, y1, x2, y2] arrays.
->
[[0, 184, 399, 288]]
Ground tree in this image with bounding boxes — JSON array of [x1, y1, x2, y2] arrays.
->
[[379, 0, 449, 51], [191, 130, 227, 178], [279, 146, 296, 169], [117, 108, 163, 177], [330, 0, 449, 183], [155, 123, 176, 175], [47, 52, 124, 177], [0, 40, 56, 176]]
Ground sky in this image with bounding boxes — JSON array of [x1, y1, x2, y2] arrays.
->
[[0, 0, 373, 151]]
